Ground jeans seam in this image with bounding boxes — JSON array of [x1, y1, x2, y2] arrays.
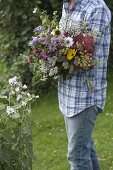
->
[[76, 108, 91, 170]]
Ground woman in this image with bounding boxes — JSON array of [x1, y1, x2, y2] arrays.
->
[[58, 0, 111, 169]]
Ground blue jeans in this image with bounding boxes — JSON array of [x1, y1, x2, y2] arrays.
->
[[64, 106, 101, 170]]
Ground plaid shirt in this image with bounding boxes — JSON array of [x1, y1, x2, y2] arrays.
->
[[58, 0, 111, 117]]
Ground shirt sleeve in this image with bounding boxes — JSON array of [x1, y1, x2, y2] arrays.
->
[[88, 5, 111, 34], [86, 5, 111, 61]]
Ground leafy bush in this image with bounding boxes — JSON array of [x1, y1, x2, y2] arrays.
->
[[0, 76, 38, 170]]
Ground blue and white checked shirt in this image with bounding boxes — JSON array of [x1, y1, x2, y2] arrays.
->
[[58, 0, 111, 117]]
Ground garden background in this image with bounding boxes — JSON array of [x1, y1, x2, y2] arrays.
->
[[0, 0, 113, 170]]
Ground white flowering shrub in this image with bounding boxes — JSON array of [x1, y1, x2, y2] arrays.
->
[[0, 76, 39, 170]]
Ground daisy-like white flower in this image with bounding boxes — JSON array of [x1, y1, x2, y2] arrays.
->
[[51, 27, 61, 36], [9, 76, 17, 86], [6, 106, 15, 116], [64, 37, 74, 48]]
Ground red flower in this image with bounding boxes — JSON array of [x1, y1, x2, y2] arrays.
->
[[73, 33, 84, 43], [73, 34, 94, 54]]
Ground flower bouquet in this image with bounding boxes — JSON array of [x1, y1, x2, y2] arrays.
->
[[28, 11, 99, 82]]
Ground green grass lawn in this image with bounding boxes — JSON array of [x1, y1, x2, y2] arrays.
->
[[32, 70, 113, 170]]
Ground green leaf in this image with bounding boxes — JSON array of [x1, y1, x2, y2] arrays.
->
[[0, 103, 5, 110], [0, 95, 8, 104], [14, 104, 22, 110], [12, 112, 20, 119]]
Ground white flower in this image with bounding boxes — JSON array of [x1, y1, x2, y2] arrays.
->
[[39, 59, 45, 65], [54, 66, 58, 74], [27, 93, 31, 98], [9, 76, 17, 86], [40, 76, 48, 81], [33, 7, 37, 13], [22, 101, 27, 106], [36, 95, 39, 99], [22, 85, 27, 89], [6, 106, 15, 115], [15, 87, 20, 92], [21, 91, 26, 95], [62, 61, 69, 69], [48, 56, 57, 66], [17, 82, 22, 87], [40, 66, 48, 74], [51, 29, 56, 36], [64, 37, 74, 48], [51, 27, 60, 36], [49, 66, 58, 77], [17, 94, 22, 101]]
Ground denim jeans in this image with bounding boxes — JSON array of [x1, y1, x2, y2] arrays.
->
[[64, 106, 101, 170]]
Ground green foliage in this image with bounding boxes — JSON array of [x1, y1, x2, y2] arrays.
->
[[0, 111, 33, 170], [0, 0, 41, 62], [0, 77, 38, 170]]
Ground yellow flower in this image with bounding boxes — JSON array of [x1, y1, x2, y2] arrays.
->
[[67, 49, 77, 60]]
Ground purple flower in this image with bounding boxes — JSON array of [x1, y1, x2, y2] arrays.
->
[[40, 51, 48, 60], [38, 37, 48, 46], [34, 26, 43, 32], [28, 37, 38, 46], [87, 23, 92, 31], [49, 37, 60, 52], [33, 49, 48, 60], [49, 46, 57, 52], [35, 50, 42, 57], [51, 37, 59, 46]]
